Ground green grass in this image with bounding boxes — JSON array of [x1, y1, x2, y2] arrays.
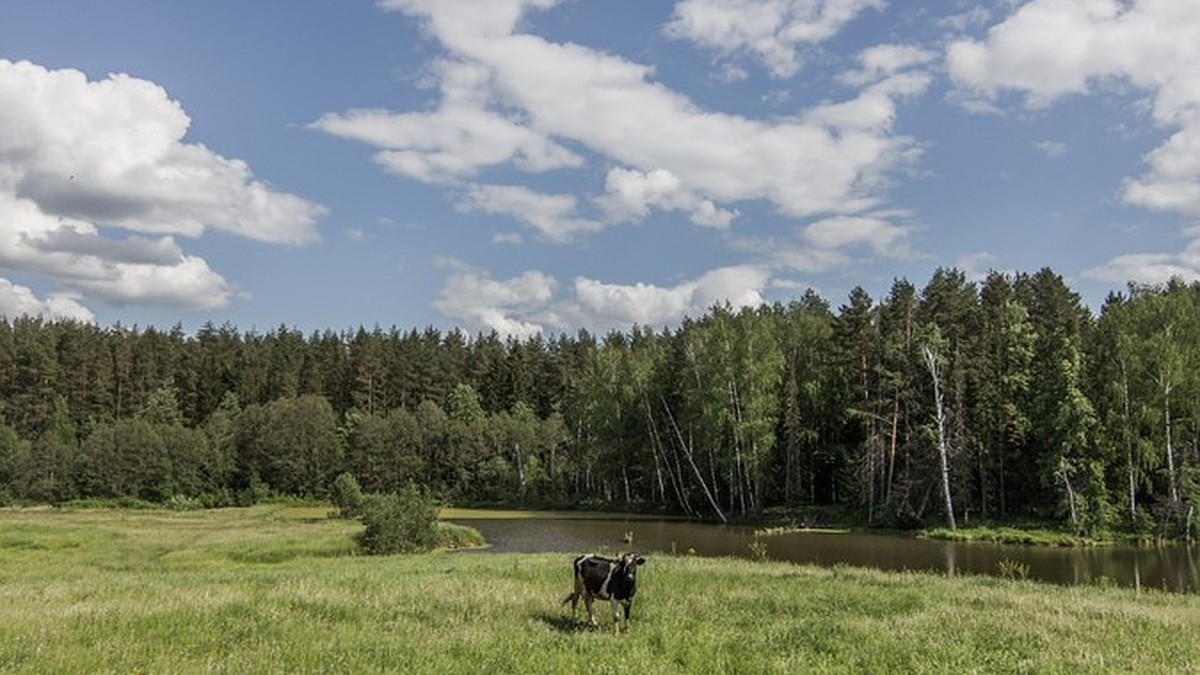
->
[[2, 506, 1199, 673], [921, 525, 1114, 547]]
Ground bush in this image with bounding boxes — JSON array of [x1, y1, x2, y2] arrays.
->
[[165, 494, 204, 511], [435, 521, 487, 550], [357, 486, 439, 555], [330, 472, 364, 519]]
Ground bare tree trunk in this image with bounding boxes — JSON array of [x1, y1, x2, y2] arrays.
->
[[923, 345, 957, 530], [643, 393, 694, 516], [1164, 380, 1179, 504], [1058, 462, 1079, 527], [621, 464, 631, 504], [662, 397, 727, 523], [1122, 359, 1136, 519], [887, 395, 899, 504], [514, 443, 526, 506]]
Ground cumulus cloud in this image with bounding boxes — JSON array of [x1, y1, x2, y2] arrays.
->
[[735, 211, 917, 275], [802, 215, 915, 257], [0, 59, 325, 318], [665, 0, 885, 78], [1083, 252, 1200, 285], [460, 183, 603, 242], [311, 60, 583, 183], [433, 261, 770, 338], [432, 260, 558, 339], [0, 278, 93, 322], [324, 0, 934, 334], [570, 265, 769, 329], [947, 0, 1200, 285], [947, 0, 1200, 214], [839, 44, 937, 87], [320, 0, 925, 240], [598, 167, 738, 229]]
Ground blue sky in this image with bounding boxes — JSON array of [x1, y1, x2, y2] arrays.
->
[[2, 0, 1198, 337]]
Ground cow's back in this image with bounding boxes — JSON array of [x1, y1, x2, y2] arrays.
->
[[574, 554, 613, 596]]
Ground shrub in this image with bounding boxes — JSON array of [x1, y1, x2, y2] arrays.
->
[[357, 486, 439, 555], [435, 522, 487, 550], [330, 472, 365, 519], [748, 537, 769, 562], [165, 494, 204, 511], [996, 558, 1030, 581]]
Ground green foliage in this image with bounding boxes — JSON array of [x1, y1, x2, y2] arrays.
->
[[5, 269, 1200, 540], [356, 486, 440, 554], [329, 472, 364, 518], [748, 537, 769, 561], [996, 558, 1030, 580], [234, 395, 342, 497]]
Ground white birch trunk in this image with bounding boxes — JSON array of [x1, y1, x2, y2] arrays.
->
[[923, 345, 957, 530]]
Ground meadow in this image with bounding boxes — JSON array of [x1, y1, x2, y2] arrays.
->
[[2, 506, 1199, 673]]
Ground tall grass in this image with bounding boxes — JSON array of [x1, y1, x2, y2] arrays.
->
[[2, 506, 1198, 673]]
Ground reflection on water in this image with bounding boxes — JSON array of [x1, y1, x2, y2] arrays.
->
[[449, 517, 1200, 593]]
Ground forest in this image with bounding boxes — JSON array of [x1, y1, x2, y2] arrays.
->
[[0, 267, 1197, 539]]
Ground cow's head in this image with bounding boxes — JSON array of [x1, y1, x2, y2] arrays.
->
[[619, 553, 646, 581]]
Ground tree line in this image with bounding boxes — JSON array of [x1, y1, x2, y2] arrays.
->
[[0, 267, 1196, 538]]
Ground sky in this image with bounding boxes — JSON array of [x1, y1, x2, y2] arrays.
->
[[2, 0, 1199, 338]]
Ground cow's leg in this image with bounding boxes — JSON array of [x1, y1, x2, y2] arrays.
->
[[583, 595, 597, 627], [610, 598, 621, 634], [561, 591, 579, 617], [573, 576, 585, 618], [623, 600, 633, 631]]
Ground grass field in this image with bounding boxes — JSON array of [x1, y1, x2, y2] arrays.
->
[[2, 506, 1199, 673]]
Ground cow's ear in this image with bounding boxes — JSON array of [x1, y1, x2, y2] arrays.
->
[[635, 556, 646, 565]]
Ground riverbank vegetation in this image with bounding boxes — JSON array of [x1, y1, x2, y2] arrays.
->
[[1, 506, 1197, 673], [921, 525, 1106, 547], [0, 268, 1198, 541]]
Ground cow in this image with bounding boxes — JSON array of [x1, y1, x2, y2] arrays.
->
[[562, 552, 646, 633]]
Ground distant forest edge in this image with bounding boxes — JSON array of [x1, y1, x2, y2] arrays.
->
[[1, 267, 1197, 539]]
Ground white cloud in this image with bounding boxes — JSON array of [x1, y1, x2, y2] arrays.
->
[[0, 60, 325, 244], [311, 61, 583, 183], [0, 278, 93, 322], [665, 0, 886, 78], [460, 183, 603, 242], [432, 261, 558, 339], [937, 6, 992, 33], [947, 0, 1200, 282], [1083, 252, 1200, 285], [946, 0, 1200, 214], [598, 167, 738, 228], [957, 251, 1000, 282], [0, 59, 325, 317], [571, 265, 769, 329], [432, 261, 770, 337], [322, 0, 926, 240], [1033, 140, 1068, 158], [802, 215, 915, 257], [492, 231, 524, 245], [734, 211, 917, 274], [839, 44, 937, 87], [0, 193, 238, 312]]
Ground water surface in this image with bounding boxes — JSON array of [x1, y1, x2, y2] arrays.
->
[[449, 517, 1200, 593]]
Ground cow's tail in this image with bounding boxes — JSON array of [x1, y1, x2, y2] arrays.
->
[[561, 592, 578, 606]]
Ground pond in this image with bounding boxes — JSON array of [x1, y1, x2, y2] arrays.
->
[[448, 516, 1200, 593]]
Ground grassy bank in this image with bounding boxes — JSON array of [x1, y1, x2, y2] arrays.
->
[[921, 525, 1104, 547], [2, 506, 1198, 673]]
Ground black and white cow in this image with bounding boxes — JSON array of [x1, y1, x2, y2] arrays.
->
[[562, 552, 646, 633]]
